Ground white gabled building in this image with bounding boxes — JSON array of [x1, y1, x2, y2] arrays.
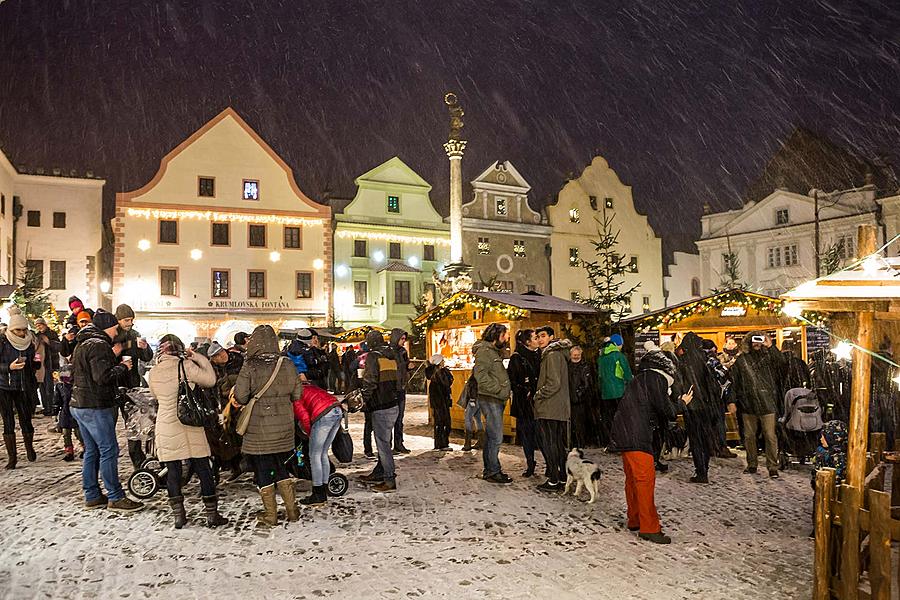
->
[[664, 251, 701, 306], [0, 149, 104, 311], [696, 187, 893, 297], [113, 108, 332, 344]]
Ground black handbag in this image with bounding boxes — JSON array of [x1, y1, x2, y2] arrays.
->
[[176, 359, 220, 429], [331, 413, 353, 463]]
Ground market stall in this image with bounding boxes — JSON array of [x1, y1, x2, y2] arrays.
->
[[781, 225, 900, 599], [414, 291, 596, 438]]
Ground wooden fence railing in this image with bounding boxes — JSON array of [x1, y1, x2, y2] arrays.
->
[[814, 432, 897, 600]]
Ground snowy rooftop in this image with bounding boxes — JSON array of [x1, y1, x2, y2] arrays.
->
[[782, 255, 900, 300], [469, 291, 597, 314]]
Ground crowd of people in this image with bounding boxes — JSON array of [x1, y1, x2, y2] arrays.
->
[[0, 299, 893, 542]]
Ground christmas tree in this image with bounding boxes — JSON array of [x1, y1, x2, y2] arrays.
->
[[10, 260, 59, 328], [820, 241, 844, 276]]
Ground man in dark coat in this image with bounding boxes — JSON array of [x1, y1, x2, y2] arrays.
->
[[730, 331, 786, 478], [507, 328, 542, 477], [568, 345, 598, 449], [69, 309, 143, 512], [327, 343, 341, 393], [426, 354, 454, 450], [33, 317, 61, 416], [389, 328, 412, 454], [675, 333, 722, 483], [533, 327, 572, 491], [359, 330, 400, 492], [112, 304, 155, 469], [295, 328, 329, 389], [610, 351, 692, 544]]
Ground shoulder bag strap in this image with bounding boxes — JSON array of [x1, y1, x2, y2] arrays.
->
[[252, 356, 285, 401]]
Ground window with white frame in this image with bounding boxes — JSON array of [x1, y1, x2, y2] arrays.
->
[[836, 234, 855, 260], [513, 240, 526, 257], [775, 208, 790, 225], [477, 237, 490, 255], [569, 247, 579, 267], [767, 244, 799, 267], [569, 208, 580, 223], [495, 198, 507, 216]]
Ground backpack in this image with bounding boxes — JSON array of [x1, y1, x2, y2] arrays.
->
[[785, 388, 823, 433]]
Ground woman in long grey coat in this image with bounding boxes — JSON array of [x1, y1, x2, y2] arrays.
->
[[148, 334, 228, 529], [231, 325, 302, 526]]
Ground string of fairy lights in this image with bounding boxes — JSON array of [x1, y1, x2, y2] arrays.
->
[[414, 292, 528, 331]]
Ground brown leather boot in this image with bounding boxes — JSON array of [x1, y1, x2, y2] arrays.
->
[[23, 431, 36, 462], [256, 484, 279, 526], [276, 479, 300, 522], [3, 434, 16, 470], [462, 431, 472, 451]]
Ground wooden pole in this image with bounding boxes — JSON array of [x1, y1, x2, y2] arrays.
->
[[841, 484, 862, 599], [868, 489, 891, 600], [813, 468, 836, 600]]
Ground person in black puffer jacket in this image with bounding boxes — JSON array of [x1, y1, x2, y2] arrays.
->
[[507, 328, 541, 477], [69, 309, 143, 512], [675, 333, 722, 484], [426, 353, 454, 450], [0, 308, 41, 469]]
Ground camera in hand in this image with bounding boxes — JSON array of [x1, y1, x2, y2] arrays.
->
[[751, 335, 765, 343]]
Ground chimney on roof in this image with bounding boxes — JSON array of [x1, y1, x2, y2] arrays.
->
[[703, 202, 712, 215]]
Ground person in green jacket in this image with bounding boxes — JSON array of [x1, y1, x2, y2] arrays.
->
[[472, 323, 513, 484], [597, 333, 633, 447]]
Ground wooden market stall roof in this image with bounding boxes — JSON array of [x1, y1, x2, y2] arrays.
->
[[782, 255, 900, 316], [413, 291, 596, 327], [620, 289, 796, 331], [335, 325, 387, 343]]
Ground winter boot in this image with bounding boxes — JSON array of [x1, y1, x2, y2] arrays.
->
[[63, 445, 75, 462], [256, 484, 279, 526], [202, 495, 229, 528], [462, 431, 472, 452], [472, 431, 484, 451], [299, 484, 328, 506], [276, 479, 300, 522], [168, 496, 187, 529], [23, 432, 36, 462], [3, 434, 16, 470]]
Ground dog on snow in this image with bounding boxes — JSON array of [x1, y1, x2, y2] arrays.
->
[[563, 448, 602, 503]]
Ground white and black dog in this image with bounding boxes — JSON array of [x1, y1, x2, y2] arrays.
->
[[563, 448, 602, 504]]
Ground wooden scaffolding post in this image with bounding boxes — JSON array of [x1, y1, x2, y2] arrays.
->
[[813, 468, 836, 600], [868, 489, 892, 600], [840, 224, 878, 600]]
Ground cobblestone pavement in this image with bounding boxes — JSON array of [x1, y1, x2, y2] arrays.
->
[[0, 396, 812, 599]]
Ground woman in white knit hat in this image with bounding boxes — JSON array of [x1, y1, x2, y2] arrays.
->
[[0, 307, 40, 468]]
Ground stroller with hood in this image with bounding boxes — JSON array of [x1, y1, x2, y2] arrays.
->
[[777, 387, 823, 469], [124, 387, 220, 499]]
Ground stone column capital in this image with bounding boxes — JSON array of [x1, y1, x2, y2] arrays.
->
[[444, 140, 467, 159]]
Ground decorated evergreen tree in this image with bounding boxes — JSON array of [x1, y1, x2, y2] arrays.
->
[[820, 241, 844, 276], [565, 211, 638, 361], [10, 260, 59, 327], [712, 237, 745, 292]]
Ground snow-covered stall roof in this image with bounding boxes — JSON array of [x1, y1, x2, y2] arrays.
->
[[782, 256, 900, 303]]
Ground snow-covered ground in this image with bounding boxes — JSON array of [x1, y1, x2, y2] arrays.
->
[[0, 395, 812, 599]]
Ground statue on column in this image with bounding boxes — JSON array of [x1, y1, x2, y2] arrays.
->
[[445, 93, 464, 140]]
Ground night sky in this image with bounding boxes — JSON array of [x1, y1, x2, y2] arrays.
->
[[1, 0, 897, 258]]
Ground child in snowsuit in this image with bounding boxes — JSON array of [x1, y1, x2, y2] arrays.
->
[[426, 354, 454, 450], [810, 420, 848, 536], [54, 365, 81, 461]]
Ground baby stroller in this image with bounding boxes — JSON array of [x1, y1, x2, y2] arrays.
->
[[777, 387, 823, 470], [124, 388, 219, 499]]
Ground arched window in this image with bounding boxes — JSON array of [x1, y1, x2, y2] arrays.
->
[[691, 278, 701, 297]]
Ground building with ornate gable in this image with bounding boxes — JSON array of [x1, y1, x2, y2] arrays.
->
[[461, 161, 551, 294]]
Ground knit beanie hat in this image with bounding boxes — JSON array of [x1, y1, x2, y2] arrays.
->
[[7, 307, 28, 331], [76, 311, 92, 324], [92, 309, 119, 331], [115, 304, 135, 320], [34, 317, 47, 326], [298, 328, 317, 341], [429, 353, 444, 366], [207, 341, 226, 357], [610, 333, 624, 347]]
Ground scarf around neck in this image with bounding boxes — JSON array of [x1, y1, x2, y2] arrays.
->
[[6, 328, 33, 352]]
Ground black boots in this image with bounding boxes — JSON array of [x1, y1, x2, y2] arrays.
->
[[169, 496, 187, 529], [462, 432, 472, 452], [202, 495, 229, 528], [23, 432, 36, 462], [299, 485, 328, 506], [3, 434, 16, 469]]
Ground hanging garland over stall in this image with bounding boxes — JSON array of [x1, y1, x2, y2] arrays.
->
[[414, 292, 528, 331], [636, 289, 827, 331]]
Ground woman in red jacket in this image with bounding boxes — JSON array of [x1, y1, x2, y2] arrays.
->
[[293, 384, 343, 506]]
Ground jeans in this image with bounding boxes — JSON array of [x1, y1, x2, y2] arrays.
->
[[480, 400, 505, 477], [70, 406, 125, 502], [537, 418, 568, 483], [370, 406, 399, 482], [743, 412, 779, 471], [165, 457, 216, 497], [251, 453, 291, 488], [517, 416, 540, 470], [310, 406, 343, 486], [393, 390, 407, 448], [464, 400, 483, 433], [0, 389, 34, 435]]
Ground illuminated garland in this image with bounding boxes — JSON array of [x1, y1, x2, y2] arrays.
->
[[336, 325, 386, 342], [414, 292, 528, 331], [126, 207, 325, 226], [335, 229, 451, 246], [637, 290, 827, 331]]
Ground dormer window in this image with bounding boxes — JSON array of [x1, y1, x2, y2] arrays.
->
[[604, 197, 614, 209], [776, 208, 789, 225], [242, 180, 259, 200], [569, 208, 580, 223], [495, 198, 508, 216]]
